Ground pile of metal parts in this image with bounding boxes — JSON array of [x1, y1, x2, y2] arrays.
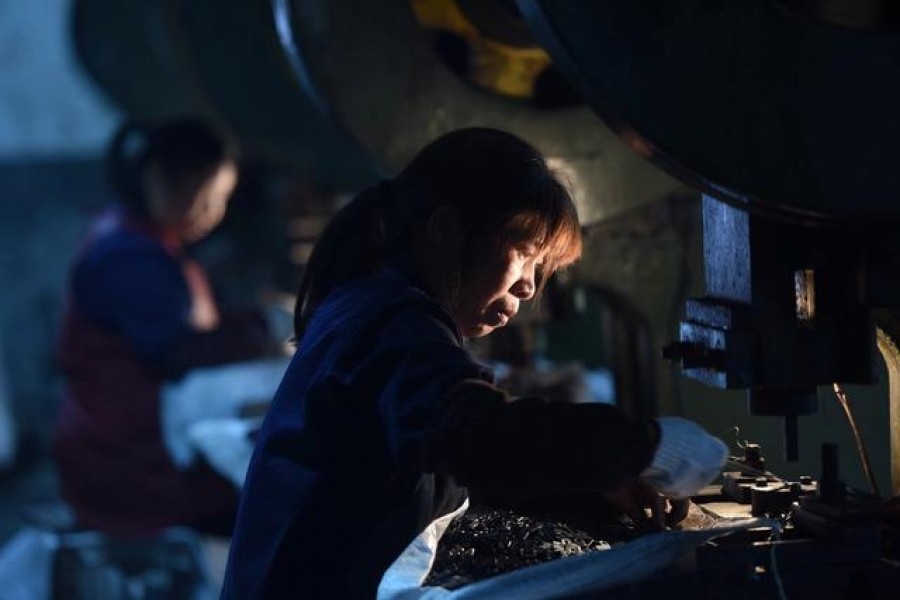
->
[[423, 499, 728, 590], [422, 506, 611, 590]]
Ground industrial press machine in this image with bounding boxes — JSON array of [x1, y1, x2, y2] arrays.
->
[[73, 0, 900, 596]]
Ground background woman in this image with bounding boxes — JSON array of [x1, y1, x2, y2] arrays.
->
[[54, 117, 274, 536]]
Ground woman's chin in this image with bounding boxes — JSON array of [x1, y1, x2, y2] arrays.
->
[[463, 322, 500, 339]]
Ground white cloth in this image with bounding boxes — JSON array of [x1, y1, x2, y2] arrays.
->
[[160, 357, 290, 470], [642, 416, 728, 498], [186, 418, 259, 488]]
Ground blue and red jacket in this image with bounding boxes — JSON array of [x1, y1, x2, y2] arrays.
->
[[54, 209, 269, 535]]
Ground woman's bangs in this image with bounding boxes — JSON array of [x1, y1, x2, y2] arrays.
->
[[496, 202, 582, 274]]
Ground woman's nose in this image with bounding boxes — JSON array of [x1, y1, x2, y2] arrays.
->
[[511, 267, 536, 300]]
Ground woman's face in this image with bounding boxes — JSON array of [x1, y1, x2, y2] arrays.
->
[[145, 160, 238, 242], [451, 239, 545, 338]]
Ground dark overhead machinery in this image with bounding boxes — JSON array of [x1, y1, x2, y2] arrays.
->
[[520, 0, 900, 482]]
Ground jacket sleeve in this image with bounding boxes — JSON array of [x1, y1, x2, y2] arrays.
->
[[73, 245, 275, 375], [73, 247, 191, 362], [424, 380, 659, 494], [371, 308, 659, 495]]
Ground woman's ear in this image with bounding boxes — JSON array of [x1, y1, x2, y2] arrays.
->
[[426, 205, 464, 254]]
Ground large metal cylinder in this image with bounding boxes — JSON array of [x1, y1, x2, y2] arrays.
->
[[72, 0, 381, 188], [72, 0, 685, 222]]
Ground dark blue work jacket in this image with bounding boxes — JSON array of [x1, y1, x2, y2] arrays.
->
[[223, 271, 658, 599]]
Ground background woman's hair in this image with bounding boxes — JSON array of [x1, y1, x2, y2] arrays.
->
[[106, 116, 237, 216], [294, 127, 582, 337]]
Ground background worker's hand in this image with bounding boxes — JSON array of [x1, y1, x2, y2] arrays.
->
[[640, 417, 728, 499]]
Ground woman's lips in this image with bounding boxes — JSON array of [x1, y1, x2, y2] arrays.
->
[[486, 308, 511, 327]]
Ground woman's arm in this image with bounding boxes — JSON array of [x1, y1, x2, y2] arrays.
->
[[74, 244, 275, 377], [423, 380, 660, 494], [371, 308, 659, 495]]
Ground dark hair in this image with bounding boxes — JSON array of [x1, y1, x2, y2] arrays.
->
[[294, 127, 582, 337], [106, 117, 236, 216]]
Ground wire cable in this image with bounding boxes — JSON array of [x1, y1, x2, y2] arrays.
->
[[725, 458, 787, 483], [769, 522, 788, 600], [832, 383, 881, 497]]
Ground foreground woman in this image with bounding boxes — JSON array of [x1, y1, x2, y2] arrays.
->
[[223, 128, 726, 598]]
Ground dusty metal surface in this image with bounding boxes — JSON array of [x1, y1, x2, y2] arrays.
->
[[73, 0, 685, 221], [270, 0, 686, 223]]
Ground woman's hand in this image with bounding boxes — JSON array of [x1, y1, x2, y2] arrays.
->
[[601, 478, 659, 523], [602, 479, 691, 530], [641, 417, 728, 498]]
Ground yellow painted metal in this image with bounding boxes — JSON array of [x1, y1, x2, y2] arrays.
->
[[411, 0, 551, 99]]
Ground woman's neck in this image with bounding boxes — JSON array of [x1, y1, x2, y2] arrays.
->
[[121, 209, 183, 253]]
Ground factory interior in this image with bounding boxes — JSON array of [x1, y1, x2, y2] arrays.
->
[[1, 0, 900, 598]]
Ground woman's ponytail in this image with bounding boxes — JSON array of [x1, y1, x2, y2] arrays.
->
[[293, 181, 394, 338], [106, 121, 151, 215]]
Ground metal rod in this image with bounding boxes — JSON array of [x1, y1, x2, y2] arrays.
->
[[832, 383, 881, 497], [875, 326, 900, 497]]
